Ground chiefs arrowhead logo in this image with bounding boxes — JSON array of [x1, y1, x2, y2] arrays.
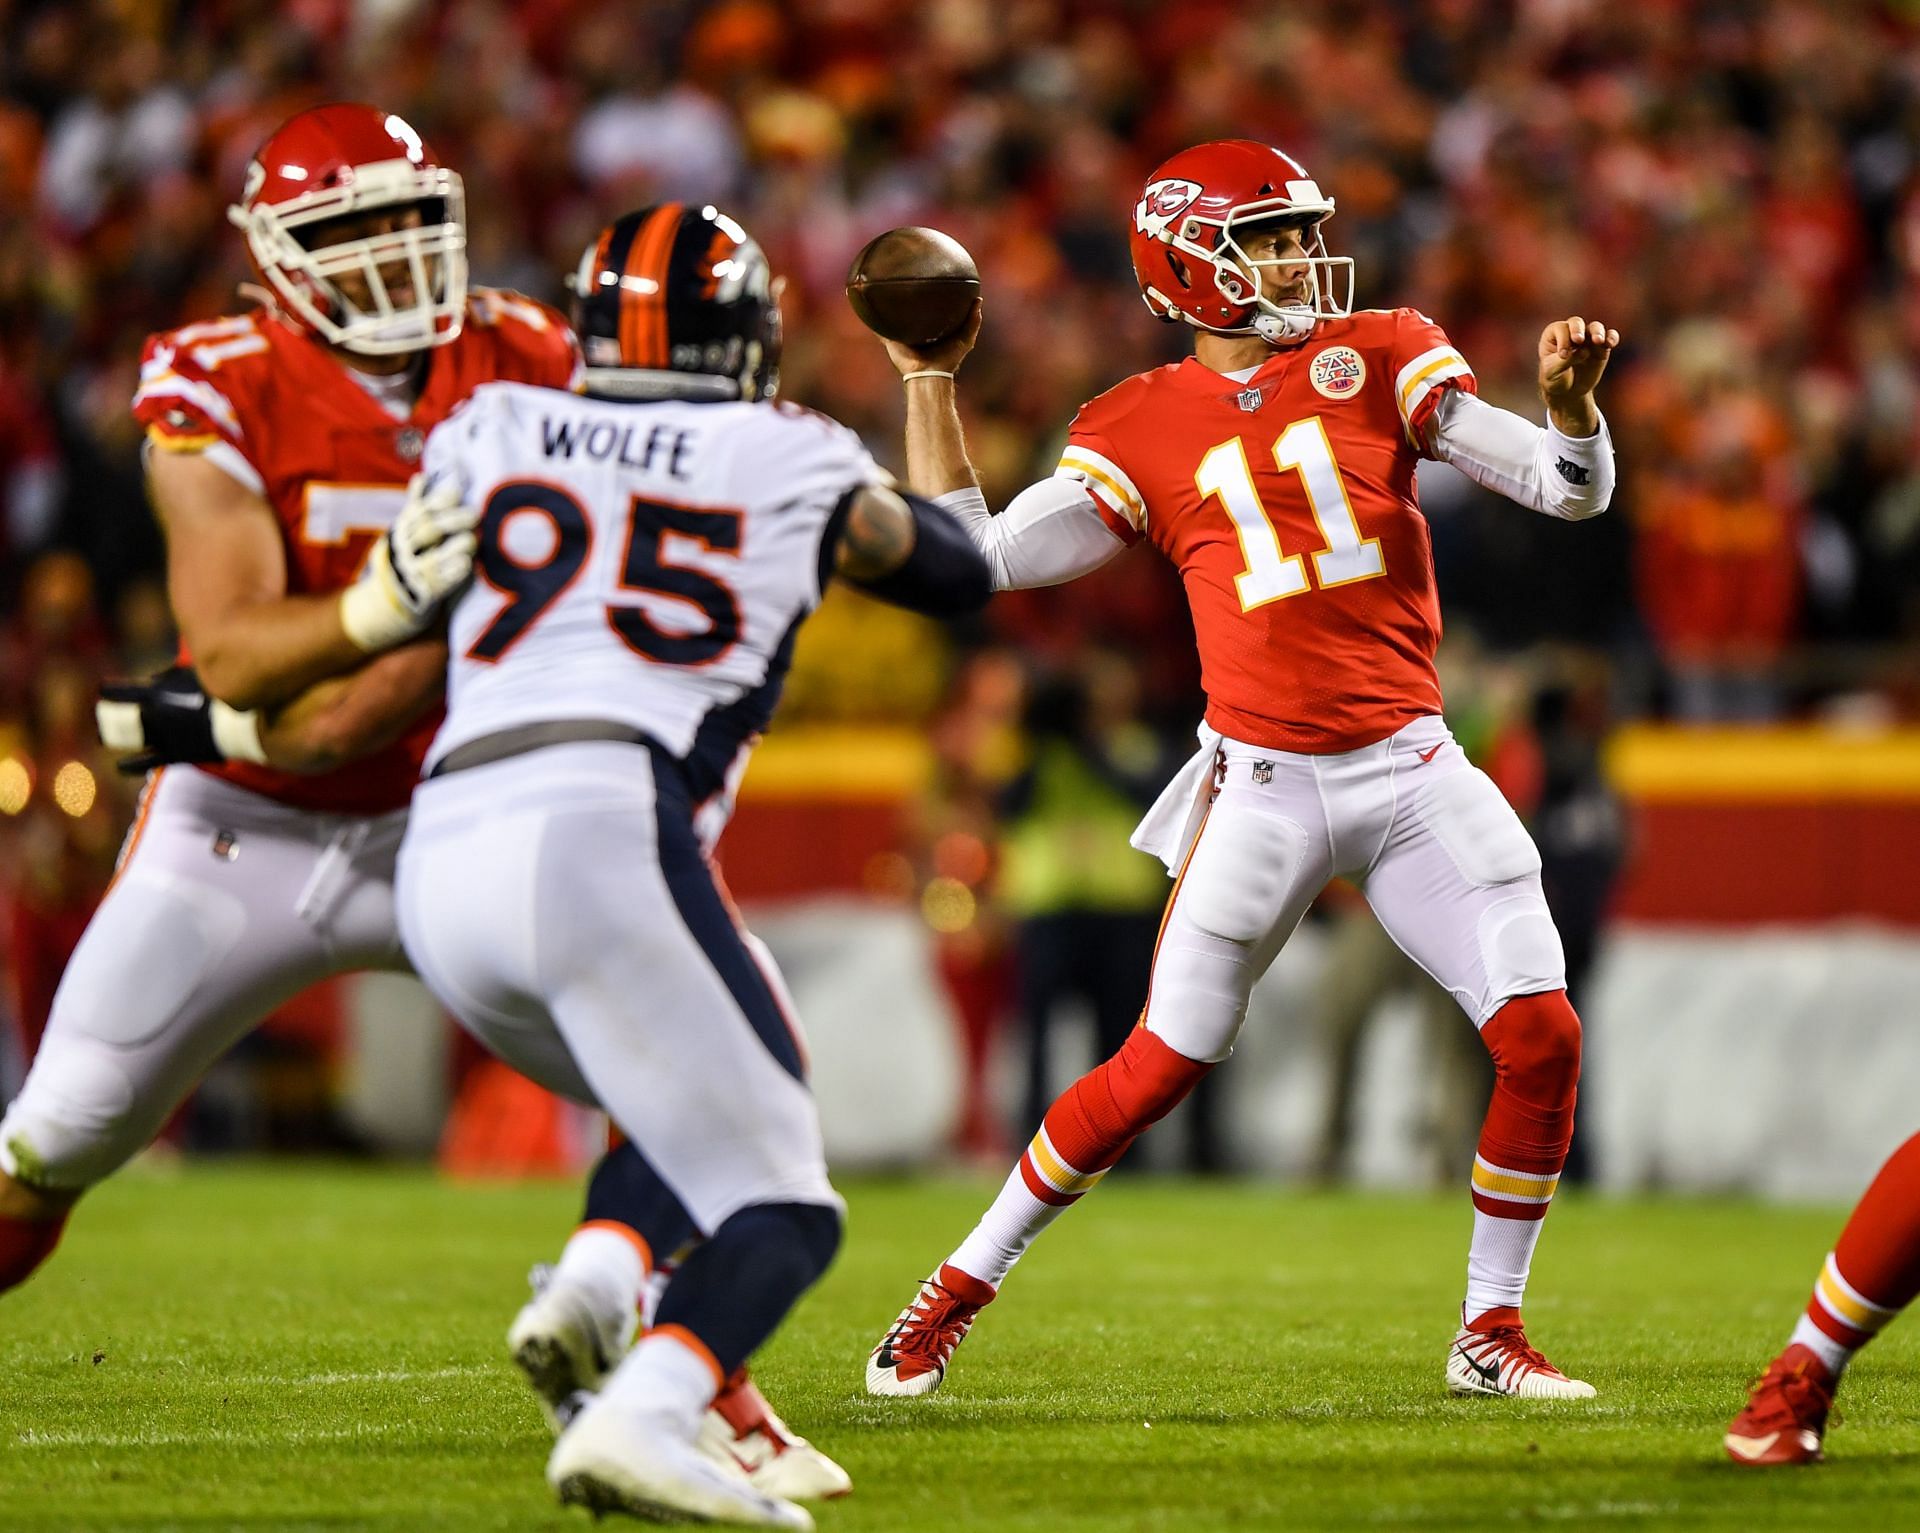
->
[[1135, 178, 1203, 241]]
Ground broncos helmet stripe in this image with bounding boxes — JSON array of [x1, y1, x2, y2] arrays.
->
[[570, 203, 781, 402]]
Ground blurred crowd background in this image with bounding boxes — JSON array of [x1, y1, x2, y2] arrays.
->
[[3, 0, 1919, 1173]]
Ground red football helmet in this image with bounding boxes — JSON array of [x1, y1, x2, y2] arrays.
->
[[227, 103, 468, 357], [1129, 140, 1353, 346]]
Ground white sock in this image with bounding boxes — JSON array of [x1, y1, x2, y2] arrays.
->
[[599, 1330, 720, 1434], [555, 1223, 647, 1327], [946, 1160, 1074, 1289], [1789, 1313, 1855, 1379], [1463, 1210, 1546, 1320]]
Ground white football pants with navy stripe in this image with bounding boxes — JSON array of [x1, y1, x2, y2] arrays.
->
[[395, 740, 840, 1232]]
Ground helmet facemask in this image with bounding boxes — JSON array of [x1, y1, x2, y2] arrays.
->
[[1140, 175, 1355, 347], [230, 161, 468, 357], [1218, 211, 1354, 346]]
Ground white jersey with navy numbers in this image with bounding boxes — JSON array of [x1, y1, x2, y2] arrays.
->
[[423, 381, 881, 808]]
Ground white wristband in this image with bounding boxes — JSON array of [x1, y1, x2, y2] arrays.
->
[[210, 700, 268, 765], [338, 575, 415, 653], [902, 370, 955, 384]]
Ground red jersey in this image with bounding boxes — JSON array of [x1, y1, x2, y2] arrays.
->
[[133, 291, 580, 815], [1057, 307, 1476, 754]]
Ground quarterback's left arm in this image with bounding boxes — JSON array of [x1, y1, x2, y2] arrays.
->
[[1425, 315, 1619, 522]]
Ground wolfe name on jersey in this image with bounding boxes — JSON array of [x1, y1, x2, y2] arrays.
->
[[423, 384, 884, 842], [1056, 307, 1476, 754], [132, 291, 580, 814]]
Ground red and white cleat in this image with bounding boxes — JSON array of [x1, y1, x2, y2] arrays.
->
[[1724, 1344, 1834, 1466], [1446, 1307, 1596, 1399], [700, 1369, 853, 1501], [865, 1264, 995, 1397]]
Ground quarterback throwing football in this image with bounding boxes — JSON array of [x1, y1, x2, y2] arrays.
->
[[867, 139, 1620, 1402]]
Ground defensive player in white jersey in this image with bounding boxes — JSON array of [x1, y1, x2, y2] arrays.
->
[[12, 105, 847, 1500], [864, 140, 1619, 1402], [395, 203, 991, 1528]]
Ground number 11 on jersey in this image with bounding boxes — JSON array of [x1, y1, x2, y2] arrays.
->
[[1197, 416, 1386, 611]]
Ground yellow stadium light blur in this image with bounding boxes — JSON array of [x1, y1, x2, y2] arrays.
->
[[0, 756, 29, 815], [921, 875, 977, 934], [53, 761, 97, 818]]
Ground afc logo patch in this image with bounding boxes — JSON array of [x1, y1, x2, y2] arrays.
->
[[1309, 345, 1365, 400]]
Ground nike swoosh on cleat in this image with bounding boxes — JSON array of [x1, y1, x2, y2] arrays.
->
[[1724, 1431, 1781, 1461]]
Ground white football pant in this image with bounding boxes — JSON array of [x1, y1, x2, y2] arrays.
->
[[396, 741, 839, 1232], [0, 767, 408, 1189], [1145, 715, 1566, 1063]]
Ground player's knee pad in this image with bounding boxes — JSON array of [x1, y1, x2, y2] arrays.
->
[[0, 1039, 153, 1193], [1475, 894, 1567, 1012], [1178, 807, 1310, 946], [1482, 990, 1582, 1107]]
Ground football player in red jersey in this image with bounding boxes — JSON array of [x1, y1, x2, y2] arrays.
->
[[1723, 1132, 1920, 1464], [0, 103, 847, 1499], [867, 140, 1620, 1401]]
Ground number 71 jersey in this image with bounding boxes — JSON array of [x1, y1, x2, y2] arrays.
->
[[424, 383, 882, 808], [1057, 307, 1475, 754]]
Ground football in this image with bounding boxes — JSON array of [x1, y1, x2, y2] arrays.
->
[[845, 227, 980, 347]]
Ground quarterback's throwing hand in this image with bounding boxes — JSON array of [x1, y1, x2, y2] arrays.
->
[[339, 472, 479, 652], [882, 297, 985, 381], [1537, 315, 1620, 413]]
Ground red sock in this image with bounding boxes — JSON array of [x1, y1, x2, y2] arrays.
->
[[1471, 991, 1581, 1217], [1017, 1027, 1212, 1205], [0, 1214, 67, 1294], [1803, 1131, 1920, 1352], [1463, 992, 1581, 1321]]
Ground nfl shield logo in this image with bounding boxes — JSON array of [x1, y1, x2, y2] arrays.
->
[[1236, 387, 1264, 413], [395, 427, 425, 463], [1252, 760, 1273, 785]]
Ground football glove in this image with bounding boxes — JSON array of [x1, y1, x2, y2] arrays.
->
[[339, 471, 479, 652], [95, 664, 266, 774]]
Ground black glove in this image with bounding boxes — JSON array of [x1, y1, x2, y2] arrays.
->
[[96, 664, 234, 774]]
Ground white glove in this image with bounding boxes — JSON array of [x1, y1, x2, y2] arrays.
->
[[339, 472, 479, 652]]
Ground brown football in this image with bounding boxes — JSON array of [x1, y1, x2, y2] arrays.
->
[[845, 227, 980, 347]]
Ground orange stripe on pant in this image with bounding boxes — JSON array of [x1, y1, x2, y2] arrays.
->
[[1136, 773, 1217, 1027], [105, 767, 165, 895]]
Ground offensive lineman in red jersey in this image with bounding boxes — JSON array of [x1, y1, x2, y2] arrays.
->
[[0, 103, 847, 1499], [866, 140, 1620, 1400]]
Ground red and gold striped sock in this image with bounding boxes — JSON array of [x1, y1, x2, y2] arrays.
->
[[949, 1027, 1210, 1287], [1789, 1131, 1920, 1376], [1463, 993, 1580, 1322]]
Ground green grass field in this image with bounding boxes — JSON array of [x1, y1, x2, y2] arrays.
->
[[3, 1166, 1916, 1531]]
